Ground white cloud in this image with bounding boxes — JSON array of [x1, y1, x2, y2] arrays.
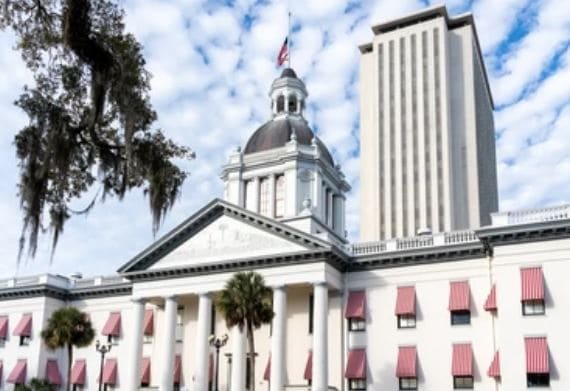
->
[[0, 0, 568, 278]]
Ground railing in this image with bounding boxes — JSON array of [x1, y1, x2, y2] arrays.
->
[[349, 230, 479, 256], [0, 273, 129, 291], [491, 204, 570, 226]]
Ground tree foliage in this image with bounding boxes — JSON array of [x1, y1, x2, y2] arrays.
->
[[216, 271, 274, 391], [41, 306, 95, 391], [0, 0, 194, 261]]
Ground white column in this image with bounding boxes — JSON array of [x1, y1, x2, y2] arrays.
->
[[269, 174, 276, 218], [270, 286, 287, 391], [312, 283, 328, 391], [230, 326, 247, 391], [253, 177, 260, 213], [126, 298, 145, 390], [160, 295, 178, 391], [195, 293, 213, 391]]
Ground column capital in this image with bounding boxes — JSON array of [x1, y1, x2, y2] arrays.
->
[[270, 284, 287, 290], [130, 297, 147, 304], [163, 294, 178, 301]]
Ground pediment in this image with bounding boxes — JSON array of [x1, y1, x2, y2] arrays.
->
[[118, 199, 329, 273], [149, 214, 306, 270]]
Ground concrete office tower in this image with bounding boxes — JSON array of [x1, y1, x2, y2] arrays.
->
[[359, 5, 498, 241]]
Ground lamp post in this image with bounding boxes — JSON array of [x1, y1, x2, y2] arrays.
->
[[95, 339, 112, 391], [209, 334, 229, 391]]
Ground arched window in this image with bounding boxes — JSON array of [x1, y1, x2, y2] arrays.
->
[[259, 177, 271, 216], [288, 95, 297, 113], [275, 175, 286, 218], [276, 95, 285, 113]]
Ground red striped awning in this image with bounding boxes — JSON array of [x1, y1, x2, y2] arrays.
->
[[345, 291, 366, 319], [395, 286, 416, 315], [174, 355, 182, 384], [452, 343, 473, 376], [141, 357, 151, 384], [487, 351, 500, 378], [102, 312, 121, 336], [46, 359, 62, 385], [13, 314, 32, 337], [102, 358, 117, 385], [396, 346, 417, 378], [525, 337, 549, 374], [7, 359, 27, 384], [303, 351, 313, 380], [345, 349, 366, 379], [264, 355, 271, 381], [70, 360, 86, 385], [484, 284, 497, 311], [521, 268, 544, 301], [143, 309, 154, 336], [0, 315, 8, 339], [449, 281, 470, 311]]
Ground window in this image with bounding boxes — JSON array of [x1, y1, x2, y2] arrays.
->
[[398, 314, 416, 329], [20, 335, 31, 346], [107, 335, 119, 345], [288, 95, 297, 113], [211, 305, 216, 335], [259, 178, 271, 216], [308, 294, 314, 334], [175, 308, 184, 342], [348, 318, 366, 332], [399, 377, 418, 390], [527, 373, 549, 387], [348, 379, 366, 391], [276, 95, 285, 113], [523, 300, 545, 316], [143, 335, 153, 344], [275, 175, 285, 218], [453, 376, 473, 389], [451, 310, 470, 325]]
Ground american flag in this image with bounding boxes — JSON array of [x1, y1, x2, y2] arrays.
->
[[276, 37, 289, 66]]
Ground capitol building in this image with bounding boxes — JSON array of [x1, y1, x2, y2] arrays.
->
[[1, 5, 570, 391]]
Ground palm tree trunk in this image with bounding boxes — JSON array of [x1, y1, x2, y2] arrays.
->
[[247, 321, 256, 391], [67, 343, 73, 391]]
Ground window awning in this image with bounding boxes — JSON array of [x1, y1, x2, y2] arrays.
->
[[141, 357, 151, 384], [46, 359, 62, 385], [7, 359, 27, 384], [452, 343, 473, 376], [102, 312, 121, 337], [102, 358, 118, 385], [521, 267, 544, 301], [143, 309, 154, 336], [13, 314, 32, 337], [395, 286, 416, 315], [345, 349, 366, 379], [0, 315, 8, 339], [70, 360, 86, 385], [525, 337, 549, 374], [396, 346, 417, 378], [345, 291, 366, 319], [303, 351, 313, 380], [449, 281, 470, 311], [174, 355, 182, 384], [264, 355, 271, 381], [487, 351, 500, 378], [484, 284, 497, 311]]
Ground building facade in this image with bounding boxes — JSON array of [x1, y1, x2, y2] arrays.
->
[[0, 10, 568, 391], [359, 5, 498, 241]]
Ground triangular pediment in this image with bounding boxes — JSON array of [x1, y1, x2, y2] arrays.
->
[[118, 199, 329, 273]]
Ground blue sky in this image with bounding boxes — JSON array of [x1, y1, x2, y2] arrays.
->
[[0, 0, 569, 278]]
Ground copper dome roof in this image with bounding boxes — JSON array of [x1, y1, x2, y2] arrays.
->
[[243, 117, 334, 165]]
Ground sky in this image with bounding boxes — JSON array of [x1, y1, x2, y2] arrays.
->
[[0, 0, 569, 278]]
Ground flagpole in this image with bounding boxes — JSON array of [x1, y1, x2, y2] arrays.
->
[[288, 11, 292, 68]]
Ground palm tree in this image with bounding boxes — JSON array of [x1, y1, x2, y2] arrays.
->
[[217, 271, 274, 391], [41, 307, 95, 391]]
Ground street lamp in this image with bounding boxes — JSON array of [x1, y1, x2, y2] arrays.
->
[[209, 333, 229, 391], [95, 339, 112, 391]]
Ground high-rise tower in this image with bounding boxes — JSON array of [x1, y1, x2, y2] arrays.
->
[[359, 5, 498, 241]]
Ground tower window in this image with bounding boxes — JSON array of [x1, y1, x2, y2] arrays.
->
[[259, 178, 271, 216], [275, 175, 286, 217], [276, 95, 285, 113], [288, 95, 297, 113]]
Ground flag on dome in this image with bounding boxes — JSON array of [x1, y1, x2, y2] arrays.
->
[[277, 37, 289, 66]]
